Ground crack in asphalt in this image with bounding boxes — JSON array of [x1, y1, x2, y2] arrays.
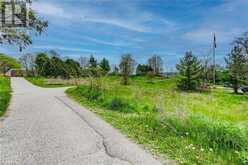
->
[[55, 96, 133, 165]]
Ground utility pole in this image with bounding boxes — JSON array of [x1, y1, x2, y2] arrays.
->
[[213, 33, 216, 86]]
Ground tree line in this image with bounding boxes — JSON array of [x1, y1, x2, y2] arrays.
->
[[1, 32, 247, 94], [19, 51, 164, 85]]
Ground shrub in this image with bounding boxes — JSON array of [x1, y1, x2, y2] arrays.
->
[[73, 86, 102, 101], [86, 89, 102, 101], [106, 97, 135, 113]]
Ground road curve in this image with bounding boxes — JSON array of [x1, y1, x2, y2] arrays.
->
[[0, 78, 163, 165]]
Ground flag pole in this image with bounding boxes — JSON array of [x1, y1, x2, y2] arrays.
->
[[213, 33, 216, 86]]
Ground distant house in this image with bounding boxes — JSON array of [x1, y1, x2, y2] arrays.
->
[[5, 68, 26, 77]]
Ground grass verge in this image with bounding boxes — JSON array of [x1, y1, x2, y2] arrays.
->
[[25, 77, 72, 88], [0, 76, 11, 116]]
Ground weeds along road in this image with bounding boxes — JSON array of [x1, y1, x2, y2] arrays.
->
[[0, 77, 162, 165]]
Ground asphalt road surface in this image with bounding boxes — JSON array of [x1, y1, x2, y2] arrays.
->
[[0, 78, 164, 165]]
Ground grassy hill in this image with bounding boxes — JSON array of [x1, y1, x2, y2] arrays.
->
[[0, 53, 21, 74]]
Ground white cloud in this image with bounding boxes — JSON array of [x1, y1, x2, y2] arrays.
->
[[31, 1, 175, 33], [32, 2, 71, 18], [183, 0, 248, 44], [82, 36, 130, 47], [183, 27, 242, 44], [33, 45, 98, 53], [82, 17, 150, 33]]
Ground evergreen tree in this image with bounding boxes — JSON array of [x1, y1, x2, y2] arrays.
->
[[99, 58, 110, 73], [176, 51, 203, 90], [234, 32, 248, 56], [89, 55, 97, 68], [225, 46, 246, 94], [136, 64, 151, 75], [233, 32, 248, 81]]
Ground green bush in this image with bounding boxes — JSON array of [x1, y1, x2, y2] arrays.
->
[[105, 97, 135, 113], [75, 86, 102, 101], [86, 89, 102, 101], [73, 86, 136, 113]]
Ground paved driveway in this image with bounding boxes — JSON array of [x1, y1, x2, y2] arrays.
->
[[0, 78, 163, 165]]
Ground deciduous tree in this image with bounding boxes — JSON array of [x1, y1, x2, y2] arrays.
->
[[0, 0, 48, 51], [19, 53, 36, 76], [78, 56, 89, 69], [119, 54, 136, 85], [50, 56, 68, 78], [65, 59, 81, 85], [35, 53, 51, 77], [148, 55, 163, 75]]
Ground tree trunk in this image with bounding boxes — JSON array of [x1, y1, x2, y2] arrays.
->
[[234, 87, 238, 94], [123, 75, 128, 85], [233, 79, 239, 94]]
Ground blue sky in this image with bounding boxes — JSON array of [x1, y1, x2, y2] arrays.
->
[[1, 0, 248, 70]]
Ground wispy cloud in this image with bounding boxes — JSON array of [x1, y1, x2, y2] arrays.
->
[[33, 45, 98, 53], [3, 0, 244, 67], [183, 27, 243, 44], [32, 1, 176, 33], [32, 2, 70, 18], [82, 17, 150, 33], [82, 36, 130, 47], [183, 0, 248, 44]]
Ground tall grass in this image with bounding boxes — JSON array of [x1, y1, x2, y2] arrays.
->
[[66, 76, 248, 164], [0, 76, 11, 116]]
